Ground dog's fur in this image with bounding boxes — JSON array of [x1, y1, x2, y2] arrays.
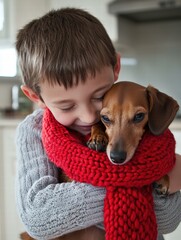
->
[[20, 81, 179, 240], [88, 81, 179, 194]]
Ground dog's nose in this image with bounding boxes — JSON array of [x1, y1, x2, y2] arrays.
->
[[110, 151, 127, 164]]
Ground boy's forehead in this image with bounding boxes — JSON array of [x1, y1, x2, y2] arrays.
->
[[40, 66, 115, 100], [41, 66, 115, 89]]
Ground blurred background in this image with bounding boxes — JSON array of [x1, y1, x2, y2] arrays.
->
[[0, 1, 180, 239]]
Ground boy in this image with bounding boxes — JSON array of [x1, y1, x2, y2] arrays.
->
[[15, 8, 181, 240]]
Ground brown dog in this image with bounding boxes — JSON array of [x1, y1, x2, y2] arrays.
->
[[88, 81, 179, 194]]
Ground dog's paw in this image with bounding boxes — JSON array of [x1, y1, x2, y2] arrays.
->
[[153, 182, 168, 196], [153, 175, 170, 196], [87, 134, 108, 152]]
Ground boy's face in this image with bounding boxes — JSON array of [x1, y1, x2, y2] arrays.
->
[[22, 62, 120, 135]]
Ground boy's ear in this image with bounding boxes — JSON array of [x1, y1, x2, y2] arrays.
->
[[113, 53, 121, 81], [21, 85, 46, 109]]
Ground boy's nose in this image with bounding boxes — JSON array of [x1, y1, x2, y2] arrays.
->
[[80, 106, 99, 124]]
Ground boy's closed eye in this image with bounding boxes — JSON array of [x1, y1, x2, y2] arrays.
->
[[58, 105, 76, 112], [92, 95, 104, 102], [60, 96, 104, 111]]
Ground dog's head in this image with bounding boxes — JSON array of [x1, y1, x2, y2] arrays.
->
[[100, 81, 179, 165]]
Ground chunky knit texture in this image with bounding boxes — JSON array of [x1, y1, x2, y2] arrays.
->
[[42, 108, 176, 240]]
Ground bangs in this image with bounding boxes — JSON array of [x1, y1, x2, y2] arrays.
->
[[41, 39, 115, 89]]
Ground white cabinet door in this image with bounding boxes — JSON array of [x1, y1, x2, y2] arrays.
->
[[0, 128, 4, 240], [0, 127, 25, 240], [172, 130, 181, 154], [164, 130, 181, 240]]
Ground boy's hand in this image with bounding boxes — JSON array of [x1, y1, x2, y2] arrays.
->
[[168, 153, 181, 194], [153, 175, 170, 196]]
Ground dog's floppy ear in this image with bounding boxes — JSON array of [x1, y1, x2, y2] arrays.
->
[[146, 85, 179, 135]]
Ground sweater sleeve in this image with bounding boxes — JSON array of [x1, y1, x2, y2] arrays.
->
[[15, 109, 105, 240], [154, 191, 181, 234], [15, 109, 181, 239]]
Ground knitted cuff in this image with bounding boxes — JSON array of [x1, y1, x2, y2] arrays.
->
[[154, 191, 181, 234]]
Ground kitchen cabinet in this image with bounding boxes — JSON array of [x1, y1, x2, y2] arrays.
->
[[0, 119, 25, 240], [164, 123, 181, 240], [170, 120, 181, 154], [0, 0, 8, 39], [172, 130, 181, 153]]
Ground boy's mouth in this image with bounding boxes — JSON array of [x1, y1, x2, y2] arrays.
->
[[75, 124, 93, 133], [70, 121, 100, 135]]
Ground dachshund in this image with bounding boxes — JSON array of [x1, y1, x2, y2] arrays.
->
[[88, 81, 179, 195]]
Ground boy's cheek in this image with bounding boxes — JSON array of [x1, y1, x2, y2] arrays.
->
[[38, 101, 46, 109], [50, 109, 74, 127]]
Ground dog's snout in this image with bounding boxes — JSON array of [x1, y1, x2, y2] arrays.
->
[[110, 151, 127, 164]]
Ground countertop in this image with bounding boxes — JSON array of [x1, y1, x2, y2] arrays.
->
[[0, 117, 23, 127], [0, 110, 31, 127]]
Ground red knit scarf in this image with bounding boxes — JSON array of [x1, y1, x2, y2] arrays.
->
[[42, 108, 176, 240]]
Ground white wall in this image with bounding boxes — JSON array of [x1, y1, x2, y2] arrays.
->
[[50, 0, 118, 42], [8, 0, 51, 41], [117, 18, 181, 111]]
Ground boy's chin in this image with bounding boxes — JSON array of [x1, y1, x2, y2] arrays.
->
[[75, 129, 91, 136]]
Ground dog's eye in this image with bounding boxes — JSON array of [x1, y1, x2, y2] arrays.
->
[[133, 113, 145, 123], [101, 115, 110, 124]]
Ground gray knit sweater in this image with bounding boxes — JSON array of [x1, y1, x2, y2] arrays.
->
[[15, 109, 181, 240]]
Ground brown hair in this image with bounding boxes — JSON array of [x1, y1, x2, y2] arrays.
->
[[16, 8, 117, 96]]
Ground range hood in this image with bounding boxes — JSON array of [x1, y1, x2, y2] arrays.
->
[[108, 0, 181, 22]]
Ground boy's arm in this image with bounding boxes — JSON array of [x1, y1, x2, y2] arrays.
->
[[15, 109, 105, 239], [154, 191, 181, 234], [168, 153, 181, 193], [153, 153, 181, 234]]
